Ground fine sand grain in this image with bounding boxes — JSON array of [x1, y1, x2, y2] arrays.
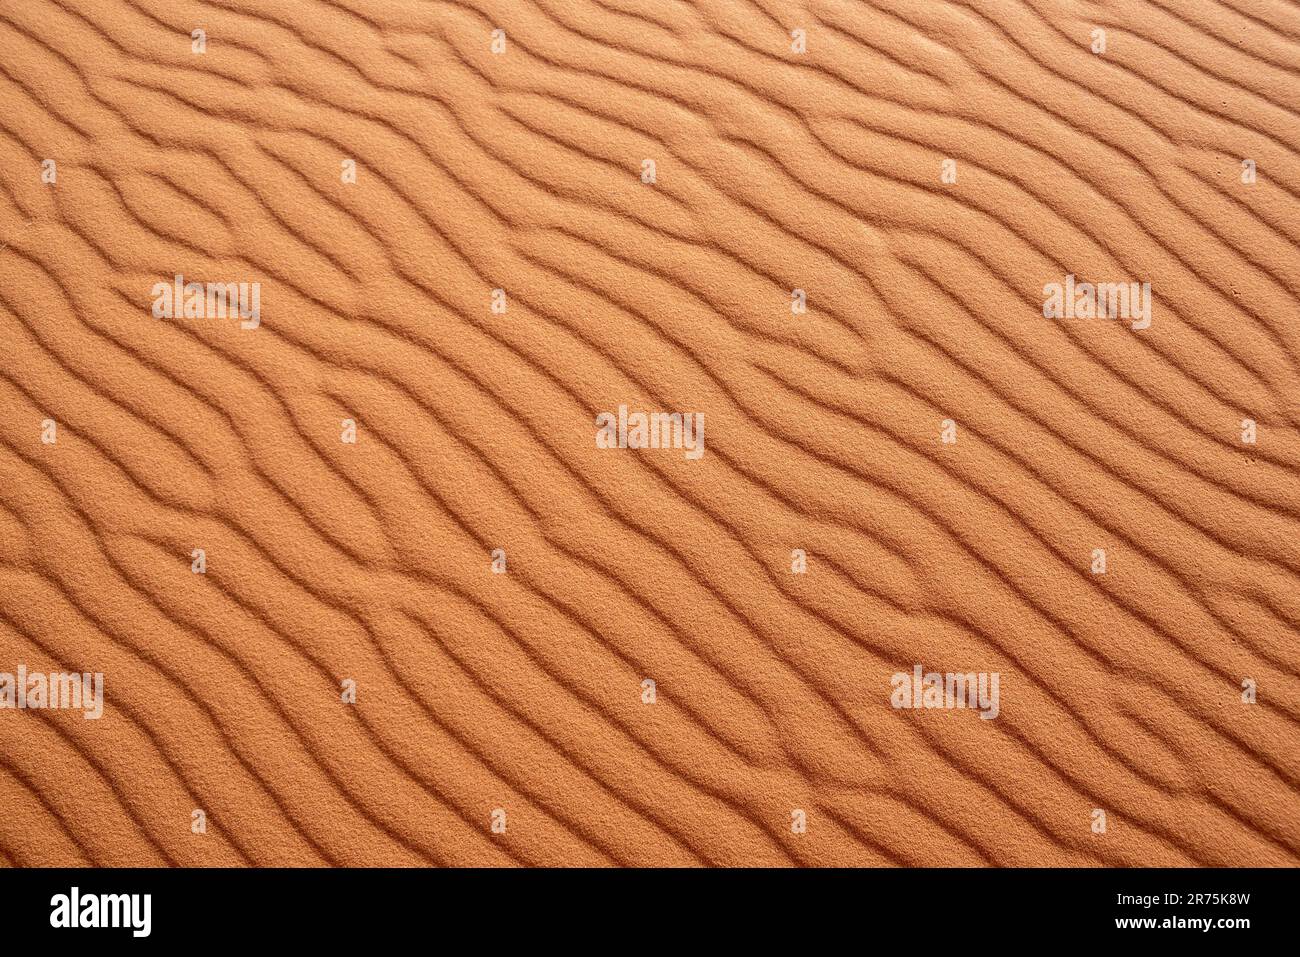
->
[[0, 0, 1297, 867]]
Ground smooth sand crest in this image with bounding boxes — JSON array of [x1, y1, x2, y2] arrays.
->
[[0, 0, 1297, 867]]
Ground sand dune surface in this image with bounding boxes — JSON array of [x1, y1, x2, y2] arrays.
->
[[0, 0, 1298, 867]]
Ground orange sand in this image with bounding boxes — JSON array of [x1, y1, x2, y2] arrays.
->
[[0, 0, 1297, 867]]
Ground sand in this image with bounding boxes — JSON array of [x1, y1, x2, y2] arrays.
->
[[0, 0, 1297, 867]]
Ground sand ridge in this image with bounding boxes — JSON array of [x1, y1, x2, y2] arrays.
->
[[0, 0, 1297, 867]]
